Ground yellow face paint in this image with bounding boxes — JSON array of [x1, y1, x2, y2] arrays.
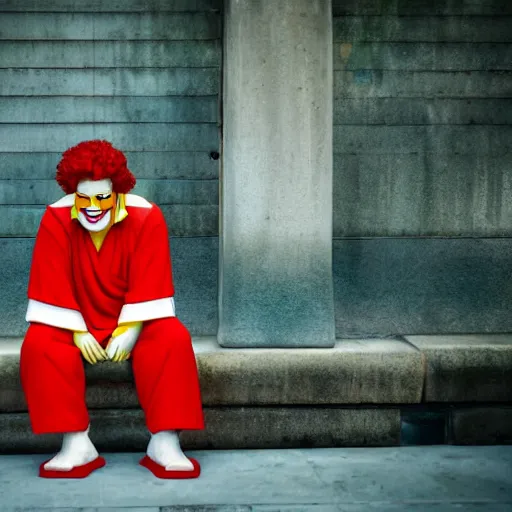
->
[[114, 192, 128, 224], [74, 191, 117, 225], [73, 179, 118, 233], [72, 192, 127, 224], [75, 191, 116, 212]]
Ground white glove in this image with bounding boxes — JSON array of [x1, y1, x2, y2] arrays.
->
[[73, 331, 108, 365], [105, 322, 142, 362]]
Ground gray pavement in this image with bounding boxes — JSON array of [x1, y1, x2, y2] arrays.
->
[[0, 446, 511, 511]]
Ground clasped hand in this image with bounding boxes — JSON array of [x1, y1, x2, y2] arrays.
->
[[73, 322, 142, 364]]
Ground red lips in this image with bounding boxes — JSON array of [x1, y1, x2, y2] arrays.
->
[[82, 209, 110, 224]]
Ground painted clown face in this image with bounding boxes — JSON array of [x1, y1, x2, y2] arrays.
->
[[75, 179, 117, 232]]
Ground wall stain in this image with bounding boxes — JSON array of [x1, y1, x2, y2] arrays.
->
[[339, 42, 352, 69]]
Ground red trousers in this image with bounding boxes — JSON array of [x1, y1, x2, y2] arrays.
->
[[20, 317, 204, 435]]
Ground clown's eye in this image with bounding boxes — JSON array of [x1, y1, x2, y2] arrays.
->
[[97, 194, 111, 200]]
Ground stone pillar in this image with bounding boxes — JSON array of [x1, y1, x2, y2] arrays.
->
[[219, 0, 335, 348]]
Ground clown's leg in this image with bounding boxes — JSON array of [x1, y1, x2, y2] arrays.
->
[[132, 317, 204, 471], [20, 323, 99, 471]]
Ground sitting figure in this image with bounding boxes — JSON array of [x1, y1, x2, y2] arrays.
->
[[20, 140, 204, 479]]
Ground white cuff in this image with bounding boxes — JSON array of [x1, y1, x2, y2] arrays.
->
[[26, 299, 87, 331], [118, 297, 175, 324]]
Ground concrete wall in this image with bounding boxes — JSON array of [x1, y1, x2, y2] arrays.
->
[[332, 0, 512, 337], [0, 0, 221, 336], [2, 0, 511, 341]]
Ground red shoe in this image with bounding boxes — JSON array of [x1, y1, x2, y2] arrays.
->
[[139, 455, 201, 479], [39, 456, 106, 479]]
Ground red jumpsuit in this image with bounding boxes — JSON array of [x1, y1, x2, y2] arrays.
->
[[20, 196, 204, 435]]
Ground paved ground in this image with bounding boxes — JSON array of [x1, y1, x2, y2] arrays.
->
[[0, 446, 511, 511]]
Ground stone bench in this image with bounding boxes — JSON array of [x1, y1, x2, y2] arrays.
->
[[0, 335, 511, 452], [406, 335, 512, 446]]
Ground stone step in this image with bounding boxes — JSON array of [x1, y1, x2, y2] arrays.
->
[[2, 335, 512, 410], [405, 334, 512, 402], [2, 404, 511, 453], [0, 337, 424, 411], [1, 335, 512, 450], [0, 408, 401, 453]]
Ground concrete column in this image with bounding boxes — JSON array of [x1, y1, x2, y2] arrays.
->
[[219, 0, 335, 348]]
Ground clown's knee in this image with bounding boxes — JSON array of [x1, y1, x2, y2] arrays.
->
[[133, 317, 193, 360], [164, 317, 193, 354], [21, 323, 74, 360], [147, 317, 191, 344], [168, 317, 192, 343]]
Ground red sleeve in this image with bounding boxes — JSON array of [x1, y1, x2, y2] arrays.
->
[[125, 205, 175, 305], [27, 208, 80, 311]]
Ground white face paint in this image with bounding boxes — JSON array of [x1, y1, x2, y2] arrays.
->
[[76, 179, 114, 232]]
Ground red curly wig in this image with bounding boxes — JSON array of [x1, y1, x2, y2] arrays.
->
[[56, 140, 136, 194]]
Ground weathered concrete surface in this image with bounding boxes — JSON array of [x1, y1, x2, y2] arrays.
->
[[0, 151, 219, 180], [333, 238, 512, 337], [0, 96, 218, 123], [196, 339, 423, 405], [0, 446, 511, 510], [0, 179, 218, 206], [334, 70, 512, 99], [0, 237, 218, 337], [0, 12, 221, 40], [332, 0, 512, 15], [333, 2, 512, 246], [0, 68, 220, 96], [220, 0, 334, 348], [0, 41, 221, 68], [405, 335, 512, 402], [0, 0, 222, 11], [333, 15, 512, 42], [2, 506, 512, 512], [451, 407, 512, 445], [334, 126, 512, 155], [333, 153, 512, 237], [334, 99, 512, 125], [334, 43, 512, 71], [0, 407, 400, 453], [0, 338, 424, 411], [0, 124, 218, 152]]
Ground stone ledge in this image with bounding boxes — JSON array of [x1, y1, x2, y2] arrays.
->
[[0, 337, 424, 411], [405, 335, 512, 402], [0, 408, 401, 453]]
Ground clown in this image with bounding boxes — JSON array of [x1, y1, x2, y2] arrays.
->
[[20, 140, 204, 479]]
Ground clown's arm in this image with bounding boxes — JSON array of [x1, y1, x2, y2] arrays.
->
[[106, 203, 175, 363], [26, 207, 107, 365]]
